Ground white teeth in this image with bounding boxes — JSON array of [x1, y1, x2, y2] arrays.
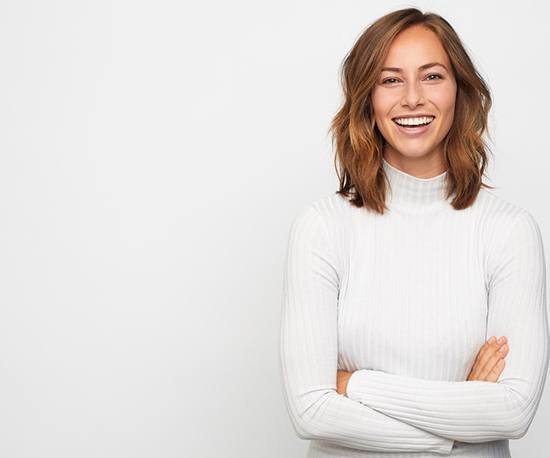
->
[[394, 116, 434, 126]]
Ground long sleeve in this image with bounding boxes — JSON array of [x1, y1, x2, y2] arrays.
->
[[279, 205, 455, 454], [346, 209, 550, 443]]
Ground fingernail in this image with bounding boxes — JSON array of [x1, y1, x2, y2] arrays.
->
[[489, 336, 496, 343], [498, 337, 504, 344]]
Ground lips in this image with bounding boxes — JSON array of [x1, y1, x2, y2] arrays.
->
[[392, 117, 435, 128], [392, 117, 434, 137]]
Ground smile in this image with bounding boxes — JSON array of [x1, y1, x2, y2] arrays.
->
[[391, 116, 435, 137], [392, 116, 435, 127]]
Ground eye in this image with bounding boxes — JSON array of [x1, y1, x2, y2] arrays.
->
[[426, 73, 443, 81], [382, 77, 398, 85], [381, 74, 443, 85]]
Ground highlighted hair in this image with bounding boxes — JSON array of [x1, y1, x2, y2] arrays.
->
[[329, 7, 494, 214]]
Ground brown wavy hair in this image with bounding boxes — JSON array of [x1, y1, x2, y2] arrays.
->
[[329, 7, 495, 214]]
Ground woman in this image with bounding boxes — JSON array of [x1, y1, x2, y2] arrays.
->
[[279, 7, 549, 458]]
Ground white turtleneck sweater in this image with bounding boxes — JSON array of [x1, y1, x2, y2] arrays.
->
[[279, 158, 550, 457]]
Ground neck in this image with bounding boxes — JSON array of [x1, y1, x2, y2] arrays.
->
[[382, 157, 451, 212]]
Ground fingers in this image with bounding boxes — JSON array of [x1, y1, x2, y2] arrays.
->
[[486, 358, 506, 382], [479, 340, 508, 380], [469, 336, 508, 381], [477, 336, 508, 380], [471, 338, 491, 366], [469, 337, 495, 378]]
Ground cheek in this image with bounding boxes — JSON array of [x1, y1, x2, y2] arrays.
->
[[431, 83, 457, 116], [430, 86, 457, 136], [371, 88, 392, 117]]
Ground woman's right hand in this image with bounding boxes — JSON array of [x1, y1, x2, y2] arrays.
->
[[467, 336, 509, 382]]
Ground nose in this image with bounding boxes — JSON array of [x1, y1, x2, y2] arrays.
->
[[401, 80, 425, 108]]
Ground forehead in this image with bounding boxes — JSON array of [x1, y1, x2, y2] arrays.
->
[[382, 26, 450, 68]]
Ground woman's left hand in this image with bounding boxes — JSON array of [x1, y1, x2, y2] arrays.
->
[[336, 370, 354, 396]]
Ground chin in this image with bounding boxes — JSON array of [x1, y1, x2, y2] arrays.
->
[[389, 143, 440, 159]]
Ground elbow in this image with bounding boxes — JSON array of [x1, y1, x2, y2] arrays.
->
[[289, 417, 316, 441], [286, 404, 324, 441], [286, 414, 319, 442], [456, 382, 542, 443], [283, 389, 337, 441], [499, 385, 542, 440], [460, 393, 534, 443], [458, 379, 546, 443], [292, 418, 331, 443], [504, 406, 535, 440], [294, 423, 319, 441], [505, 344, 550, 439], [504, 418, 529, 441]]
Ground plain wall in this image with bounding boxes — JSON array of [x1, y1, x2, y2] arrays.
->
[[0, 0, 549, 456]]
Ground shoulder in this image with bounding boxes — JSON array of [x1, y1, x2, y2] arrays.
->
[[477, 189, 544, 266], [476, 188, 541, 234], [286, 194, 352, 266], [290, 193, 352, 232]]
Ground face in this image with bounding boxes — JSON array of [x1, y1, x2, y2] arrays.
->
[[371, 25, 457, 165]]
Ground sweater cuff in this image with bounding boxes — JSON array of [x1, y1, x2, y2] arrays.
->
[[437, 437, 454, 455], [346, 370, 455, 455], [346, 369, 388, 403]]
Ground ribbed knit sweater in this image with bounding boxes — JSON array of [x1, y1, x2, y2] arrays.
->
[[279, 157, 550, 457]]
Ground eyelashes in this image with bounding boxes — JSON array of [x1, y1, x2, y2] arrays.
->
[[381, 74, 443, 85]]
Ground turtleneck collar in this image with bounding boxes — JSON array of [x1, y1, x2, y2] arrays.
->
[[382, 157, 451, 212]]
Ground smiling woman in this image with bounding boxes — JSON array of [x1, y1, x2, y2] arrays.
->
[[326, 8, 494, 213], [372, 26, 457, 174], [279, 6, 549, 458]]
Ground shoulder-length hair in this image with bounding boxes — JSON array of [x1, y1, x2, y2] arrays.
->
[[329, 7, 495, 214]]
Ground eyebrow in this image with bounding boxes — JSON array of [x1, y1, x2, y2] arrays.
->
[[380, 62, 448, 73]]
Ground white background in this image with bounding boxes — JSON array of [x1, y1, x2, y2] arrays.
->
[[1, 1, 549, 457]]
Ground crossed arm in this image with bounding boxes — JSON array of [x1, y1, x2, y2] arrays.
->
[[280, 206, 455, 454], [343, 210, 549, 443], [280, 206, 549, 451]]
